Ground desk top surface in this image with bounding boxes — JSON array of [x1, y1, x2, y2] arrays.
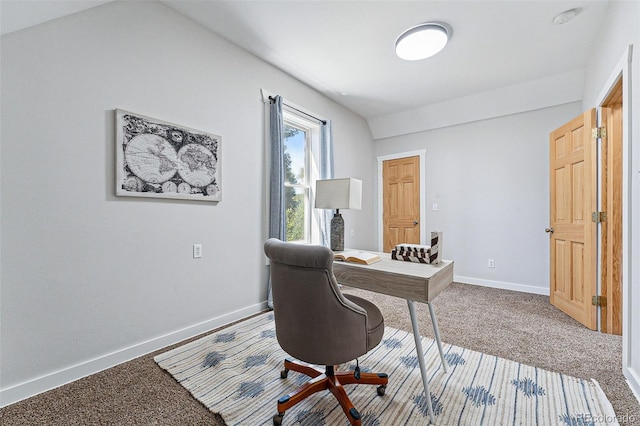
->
[[334, 251, 452, 279]]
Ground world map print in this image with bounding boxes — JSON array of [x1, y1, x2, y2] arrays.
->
[[116, 109, 221, 201]]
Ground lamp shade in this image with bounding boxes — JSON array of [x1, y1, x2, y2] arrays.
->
[[315, 178, 362, 210]]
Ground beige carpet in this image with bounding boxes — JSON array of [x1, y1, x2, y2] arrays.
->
[[1, 282, 638, 425]]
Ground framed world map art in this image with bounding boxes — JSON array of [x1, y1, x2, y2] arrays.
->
[[115, 109, 221, 202]]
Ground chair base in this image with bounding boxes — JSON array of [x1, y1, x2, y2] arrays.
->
[[273, 358, 388, 426]]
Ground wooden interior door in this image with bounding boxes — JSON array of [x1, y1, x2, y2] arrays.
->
[[548, 109, 597, 330], [600, 79, 623, 335], [382, 156, 420, 252]]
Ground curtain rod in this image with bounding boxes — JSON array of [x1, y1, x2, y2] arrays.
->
[[269, 96, 327, 125]]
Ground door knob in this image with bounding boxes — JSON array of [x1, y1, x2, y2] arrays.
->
[[413, 220, 419, 225], [545, 227, 554, 233]]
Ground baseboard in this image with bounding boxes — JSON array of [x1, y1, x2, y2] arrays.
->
[[0, 301, 269, 408], [624, 365, 640, 406], [454, 275, 549, 296]]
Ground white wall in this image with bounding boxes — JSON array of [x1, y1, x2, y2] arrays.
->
[[0, 1, 375, 405], [373, 102, 582, 294], [581, 0, 640, 403]]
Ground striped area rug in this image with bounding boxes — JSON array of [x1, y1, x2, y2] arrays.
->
[[154, 312, 618, 425]]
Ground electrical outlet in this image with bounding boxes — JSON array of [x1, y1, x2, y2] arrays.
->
[[432, 203, 438, 211], [193, 244, 202, 258], [488, 259, 495, 268], [350, 229, 355, 238]]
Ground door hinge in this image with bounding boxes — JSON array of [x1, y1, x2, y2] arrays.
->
[[592, 296, 607, 307], [592, 126, 607, 139], [591, 211, 607, 223]]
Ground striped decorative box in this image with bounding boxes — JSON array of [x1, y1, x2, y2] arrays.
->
[[391, 248, 431, 263], [391, 231, 442, 264]]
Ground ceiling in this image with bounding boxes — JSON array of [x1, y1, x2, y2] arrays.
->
[[0, 1, 113, 35], [1, 0, 610, 120]]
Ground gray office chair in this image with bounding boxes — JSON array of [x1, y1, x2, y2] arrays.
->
[[264, 238, 388, 426]]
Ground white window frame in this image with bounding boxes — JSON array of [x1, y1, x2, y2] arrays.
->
[[282, 106, 322, 244]]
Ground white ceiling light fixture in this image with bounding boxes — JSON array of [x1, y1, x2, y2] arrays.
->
[[553, 8, 582, 25], [395, 22, 452, 61]]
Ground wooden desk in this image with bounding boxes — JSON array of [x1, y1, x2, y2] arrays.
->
[[333, 255, 453, 303], [333, 253, 454, 425]]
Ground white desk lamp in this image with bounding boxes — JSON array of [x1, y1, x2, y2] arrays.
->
[[315, 178, 362, 251]]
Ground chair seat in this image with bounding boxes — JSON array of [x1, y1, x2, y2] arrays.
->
[[344, 294, 384, 351]]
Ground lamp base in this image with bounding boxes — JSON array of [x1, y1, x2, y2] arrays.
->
[[330, 213, 344, 251]]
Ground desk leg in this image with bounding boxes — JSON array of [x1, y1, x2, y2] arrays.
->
[[428, 302, 448, 373], [407, 300, 435, 425]]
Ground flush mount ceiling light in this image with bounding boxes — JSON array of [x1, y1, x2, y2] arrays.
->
[[553, 8, 582, 25], [395, 22, 451, 61]]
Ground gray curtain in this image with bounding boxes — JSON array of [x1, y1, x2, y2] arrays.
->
[[319, 120, 334, 247], [266, 97, 333, 306], [267, 95, 285, 308]]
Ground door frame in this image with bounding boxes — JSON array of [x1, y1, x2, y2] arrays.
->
[[599, 85, 623, 335], [593, 45, 633, 384], [376, 149, 426, 251]]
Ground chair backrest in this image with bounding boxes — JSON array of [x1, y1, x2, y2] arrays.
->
[[264, 238, 370, 365]]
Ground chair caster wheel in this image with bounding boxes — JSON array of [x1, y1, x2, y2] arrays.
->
[[273, 413, 284, 425], [280, 369, 289, 379], [377, 385, 386, 396]]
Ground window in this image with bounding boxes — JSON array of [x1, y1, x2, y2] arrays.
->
[[282, 107, 320, 243], [283, 123, 309, 242]]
